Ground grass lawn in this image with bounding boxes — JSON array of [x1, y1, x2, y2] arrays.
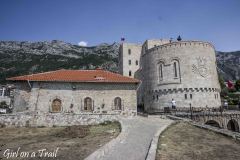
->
[[156, 122, 240, 160]]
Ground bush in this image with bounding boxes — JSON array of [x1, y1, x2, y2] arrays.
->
[[0, 101, 8, 109]]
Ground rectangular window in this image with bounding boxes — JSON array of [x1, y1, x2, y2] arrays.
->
[[185, 94, 187, 99], [136, 60, 138, 65], [129, 70, 132, 77], [190, 94, 192, 99], [129, 60, 131, 65], [128, 49, 131, 55]]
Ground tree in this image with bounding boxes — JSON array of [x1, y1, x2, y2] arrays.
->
[[219, 76, 226, 89], [235, 80, 240, 91]]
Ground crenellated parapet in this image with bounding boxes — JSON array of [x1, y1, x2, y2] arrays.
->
[[149, 87, 221, 94], [145, 41, 215, 56]]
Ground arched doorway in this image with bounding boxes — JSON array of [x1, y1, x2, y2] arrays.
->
[[205, 120, 220, 128], [51, 99, 62, 112], [84, 97, 93, 111], [227, 119, 239, 132], [114, 97, 122, 110]]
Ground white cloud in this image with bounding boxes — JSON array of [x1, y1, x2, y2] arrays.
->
[[78, 41, 88, 46]]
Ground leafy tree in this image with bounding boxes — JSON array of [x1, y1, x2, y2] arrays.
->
[[235, 80, 240, 91], [219, 75, 226, 89]]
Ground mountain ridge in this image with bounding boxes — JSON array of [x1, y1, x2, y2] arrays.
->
[[0, 40, 239, 84]]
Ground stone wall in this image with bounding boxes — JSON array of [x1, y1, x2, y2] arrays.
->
[[140, 41, 221, 111], [13, 82, 31, 112], [0, 113, 121, 127], [13, 82, 138, 115]]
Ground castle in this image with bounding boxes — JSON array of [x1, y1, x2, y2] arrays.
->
[[0, 38, 222, 127], [119, 39, 221, 112]]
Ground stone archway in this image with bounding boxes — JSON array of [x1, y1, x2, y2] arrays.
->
[[227, 119, 239, 132], [205, 120, 220, 128]]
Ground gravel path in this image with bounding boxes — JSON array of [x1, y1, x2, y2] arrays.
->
[[86, 116, 172, 160]]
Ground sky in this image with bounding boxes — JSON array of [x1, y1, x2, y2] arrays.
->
[[0, 0, 240, 51]]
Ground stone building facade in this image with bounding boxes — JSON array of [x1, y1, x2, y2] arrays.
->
[[119, 39, 221, 112], [13, 82, 137, 115], [2, 69, 139, 126]]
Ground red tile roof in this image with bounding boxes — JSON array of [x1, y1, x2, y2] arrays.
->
[[7, 69, 139, 84]]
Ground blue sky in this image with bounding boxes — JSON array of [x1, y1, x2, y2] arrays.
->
[[0, 0, 240, 51]]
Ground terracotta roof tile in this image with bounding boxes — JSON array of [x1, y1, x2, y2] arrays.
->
[[7, 69, 139, 84]]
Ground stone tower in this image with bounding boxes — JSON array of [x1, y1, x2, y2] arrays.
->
[[119, 39, 221, 113], [118, 43, 142, 77]]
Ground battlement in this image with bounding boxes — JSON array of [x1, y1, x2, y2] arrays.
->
[[145, 41, 215, 56]]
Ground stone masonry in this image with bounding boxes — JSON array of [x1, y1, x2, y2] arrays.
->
[[119, 39, 221, 112]]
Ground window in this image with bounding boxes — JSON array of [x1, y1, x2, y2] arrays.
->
[[190, 94, 192, 99], [185, 94, 187, 99], [129, 60, 131, 65], [159, 64, 163, 80], [51, 99, 62, 112], [84, 97, 93, 111], [128, 49, 131, 55], [114, 97, 122, 110], [129, 70, 132, 77], [136, 60, 138, 65], [173, 62, 178, 78], [156, 95, 159, 101]]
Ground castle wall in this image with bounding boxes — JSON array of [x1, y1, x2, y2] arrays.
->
[[13, 82, 137, 115], [140, 41, 221, 111]]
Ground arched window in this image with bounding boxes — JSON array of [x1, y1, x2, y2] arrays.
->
[[84, 97, 93, 111], [159, 63, 163, 80], [51, 99, 62, 112], [172, 60, 180, 78], [114, 97, 122, 110]]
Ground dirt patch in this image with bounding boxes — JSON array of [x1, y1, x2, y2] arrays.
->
[[55, 125, 90, 138], [0, 121, 120, 160], [156, 122, 240, 160]]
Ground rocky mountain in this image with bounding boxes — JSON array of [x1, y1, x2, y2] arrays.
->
[[0, 40, 239, 84], [0, 40, 119, 84], [216, 51, 240, 81]]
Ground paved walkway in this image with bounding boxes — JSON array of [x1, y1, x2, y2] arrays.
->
[[86, 116, 172, 160]]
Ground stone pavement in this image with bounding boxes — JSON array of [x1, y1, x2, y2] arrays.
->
[[85, 116, 172, 160]]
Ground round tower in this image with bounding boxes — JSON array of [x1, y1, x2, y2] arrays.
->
[[140, 41, 221, 112]]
